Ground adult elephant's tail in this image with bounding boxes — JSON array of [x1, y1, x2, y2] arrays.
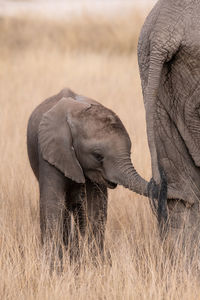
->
[[148, 166, 168, 237]]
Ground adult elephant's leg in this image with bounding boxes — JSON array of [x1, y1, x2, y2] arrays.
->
[[85, 180, 108, 259], [39, 155, 67, 260], [153, 98, 200, 250], [167, 199, 200, 266]]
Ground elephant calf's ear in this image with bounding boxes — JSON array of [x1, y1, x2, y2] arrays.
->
[[38, 98, 85, 183]]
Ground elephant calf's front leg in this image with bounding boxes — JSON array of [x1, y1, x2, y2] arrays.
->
[[39, 157, 67, 260]]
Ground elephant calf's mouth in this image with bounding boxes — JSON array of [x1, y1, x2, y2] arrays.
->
[[85, 170, 117, 189]]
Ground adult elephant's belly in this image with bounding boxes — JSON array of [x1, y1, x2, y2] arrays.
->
[[154, 63, 200, 207]]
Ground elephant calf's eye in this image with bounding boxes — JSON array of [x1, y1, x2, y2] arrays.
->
[[93, 152, 104, 162]]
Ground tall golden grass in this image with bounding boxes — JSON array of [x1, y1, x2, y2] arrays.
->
[[1, 11, 200, 299]]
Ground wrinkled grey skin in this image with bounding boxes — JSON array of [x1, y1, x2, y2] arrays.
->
[[138, 0, 200, 247], [27, 88, 149, 258]]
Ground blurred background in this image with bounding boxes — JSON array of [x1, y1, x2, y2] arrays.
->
[[0, 1, 171, 299], [1, 0, 155, 171], [1, 0, 157, 18], [0, 0, 156, 56]]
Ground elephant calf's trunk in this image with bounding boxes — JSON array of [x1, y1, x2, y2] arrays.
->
[[113, 159, 149, 197]]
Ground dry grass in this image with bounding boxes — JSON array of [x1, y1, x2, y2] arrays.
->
[[1, 11, 200, 299]]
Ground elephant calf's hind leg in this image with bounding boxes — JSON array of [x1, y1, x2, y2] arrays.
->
[[66, 183, 87, 261], [86, 181, 108, 261]]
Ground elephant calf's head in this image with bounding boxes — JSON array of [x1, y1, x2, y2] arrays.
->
[[39, 95, 149, 195]]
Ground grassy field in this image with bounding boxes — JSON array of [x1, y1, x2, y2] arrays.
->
[[1, 11, 200, 299]]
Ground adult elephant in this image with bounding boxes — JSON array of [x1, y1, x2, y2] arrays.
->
[[138, 0, 200, 246]]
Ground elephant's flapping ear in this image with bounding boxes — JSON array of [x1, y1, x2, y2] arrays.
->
[[38, 97, 90, 183]]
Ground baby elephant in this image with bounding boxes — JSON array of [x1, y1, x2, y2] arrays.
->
[[27, 88, 148, 259]]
